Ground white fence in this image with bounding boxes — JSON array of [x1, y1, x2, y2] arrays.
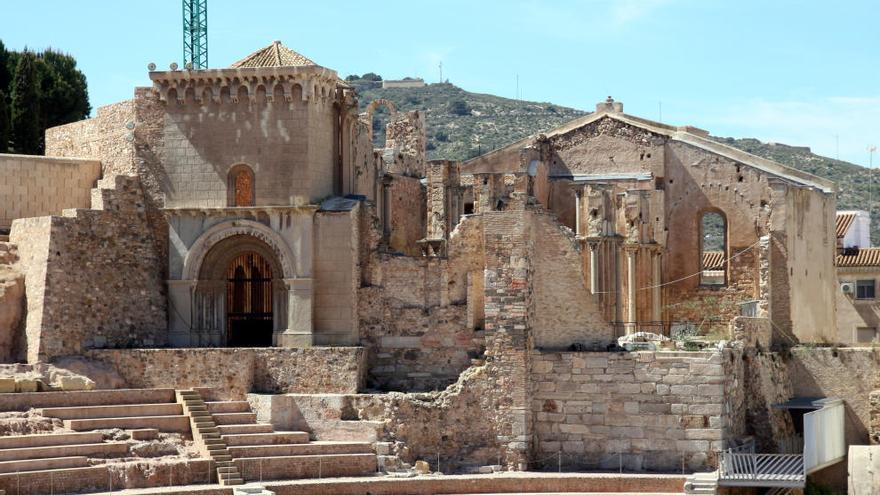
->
[[803, 398, 845, 473]]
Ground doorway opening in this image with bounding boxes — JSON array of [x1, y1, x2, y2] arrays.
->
[[226, 251, 273, 346]]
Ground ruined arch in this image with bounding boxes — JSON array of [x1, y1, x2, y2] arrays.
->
[[364, 99, 398, 142], [698, 208, 727, 286]]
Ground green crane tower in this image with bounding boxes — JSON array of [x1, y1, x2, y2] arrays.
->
[[182, 0, 208, 69]]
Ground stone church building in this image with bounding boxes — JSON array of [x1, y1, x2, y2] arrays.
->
[[0, 42, 868, 493]]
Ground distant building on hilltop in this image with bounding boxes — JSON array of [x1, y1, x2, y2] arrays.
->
[[382, 78, 425, 89]]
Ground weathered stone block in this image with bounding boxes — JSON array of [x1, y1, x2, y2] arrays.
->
[[0, 378, 15, 393]]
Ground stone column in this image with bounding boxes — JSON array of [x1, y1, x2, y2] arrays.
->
[[652, 250, 662, 323], [588, 241, 599, 295], [167, 280, 197, 346], [279, 278, 313, 348], [625, 246, 637, 334], [574, 189, 582, 236]]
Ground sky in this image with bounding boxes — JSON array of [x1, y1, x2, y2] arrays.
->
[[2, 0, 878, 165]]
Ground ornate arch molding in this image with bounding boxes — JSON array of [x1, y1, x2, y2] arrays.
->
[[183, 220, 296, 280]]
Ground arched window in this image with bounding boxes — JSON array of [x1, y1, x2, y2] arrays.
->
[[228, 165, 255, 207], [700, 211, 726, 286]]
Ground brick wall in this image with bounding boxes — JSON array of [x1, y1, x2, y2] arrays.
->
[[0, 154, 101, 229]]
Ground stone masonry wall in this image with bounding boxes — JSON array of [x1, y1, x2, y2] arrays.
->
[[45, 99, 137, 181], [389, 175, 426, 256], [10, 175, 166, 362], [79, 347, 365, 400], [530, 211, 613, 348], [530, 350, 739, 472], [0, 154, 101, 230], [359, 255, 479, 392]]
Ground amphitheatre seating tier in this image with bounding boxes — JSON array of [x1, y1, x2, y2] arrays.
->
[[63, 415, 191, 432], [0, 455, 89, 473], [39, 403, 183, 419], [0, 431, 103, 449], [0, 388, 175, 411], [0, 441, 129, 461]]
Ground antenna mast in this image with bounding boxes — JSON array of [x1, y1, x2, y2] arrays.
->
[[183, 0, 208, 69]]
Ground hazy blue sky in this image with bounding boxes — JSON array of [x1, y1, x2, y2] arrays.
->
[[3, 0, 878, 165]]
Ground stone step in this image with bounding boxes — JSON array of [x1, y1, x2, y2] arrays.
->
[[217, 423, 275, 435], [0, 442, 129, 461], [40, 402, 182, 420], [206, 401, 251, 413], [222, 431, 309, 446], [0, 432, 103, 450], [0, 388, 176, 412], [0, 456, 89, 473], [308, 420, 385, 443], [212, 412, 257, 425], [64, 415, 191, 433], [235, 453, 378, 481], [228, 441, 373, 458]]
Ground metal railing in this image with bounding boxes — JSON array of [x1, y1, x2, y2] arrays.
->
[[718, 452, 805, 487]]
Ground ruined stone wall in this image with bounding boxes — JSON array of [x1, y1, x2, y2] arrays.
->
[[530, 211, 613, 348], [314, 209, 359, 345], [779, 186, 837, 342], [388, 175, 426, 256], [547, 118, 666, 177], [359, 255, 477, 392], [10, 176, 166, 362], [663, 141, 769, 326], [79, 347, 364, 399], [530, 350, 739, 472], [0, 155, 101, 230], [45, 99, 137, 181], [0, 243, 24, 362], [385, 111, 426, 177]]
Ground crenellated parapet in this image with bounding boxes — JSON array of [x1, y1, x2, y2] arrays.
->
[[148, 66, 344, 106]]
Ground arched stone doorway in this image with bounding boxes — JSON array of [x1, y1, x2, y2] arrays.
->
[[194, 234, 287, 347], [168, 219, 314, 348]]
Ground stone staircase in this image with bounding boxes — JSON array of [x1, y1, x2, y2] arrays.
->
[[0, 387, 212, 494], [203, 398, 378, 481], [176, 389, 244, 486]]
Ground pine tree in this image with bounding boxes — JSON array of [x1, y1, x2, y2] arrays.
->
[[0, 91, 9, 153], [11, 51, 41, 154], [40, 49, 90, 128]]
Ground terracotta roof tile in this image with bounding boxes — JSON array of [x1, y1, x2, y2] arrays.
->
[[836, 212, 856, 239], [230, 41, 317, 69], [836, 247, 880, 267], [702, 251, 725, 270]]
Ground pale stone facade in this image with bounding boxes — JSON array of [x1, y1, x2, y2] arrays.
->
[[0, 43, 867, 493]]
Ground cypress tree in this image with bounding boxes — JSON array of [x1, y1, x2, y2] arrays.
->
[[11, 51, 41, 155]]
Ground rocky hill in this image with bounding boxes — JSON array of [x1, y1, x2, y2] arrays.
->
[[350, 77, 880, 244]]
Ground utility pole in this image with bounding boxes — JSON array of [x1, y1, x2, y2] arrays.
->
[[439, 62, 443, 83], [183, 0, 208, 69]]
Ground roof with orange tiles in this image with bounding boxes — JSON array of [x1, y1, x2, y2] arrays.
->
[[836, 212, 856, 239], [230, 41, 317, 69], [702, 251, 725, 270], [836, 247, 880, 267]]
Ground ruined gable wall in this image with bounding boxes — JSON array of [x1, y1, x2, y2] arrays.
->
[[547, 118, 665, 177], [531, 350, 740, 472], [10, 176, 166, 362], [0, 155, 101, 230], [663, 141, 770, 325], [530, 211, 613, 348]]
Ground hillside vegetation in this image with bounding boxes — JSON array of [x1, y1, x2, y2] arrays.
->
[[349, 76, 880, 244]]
